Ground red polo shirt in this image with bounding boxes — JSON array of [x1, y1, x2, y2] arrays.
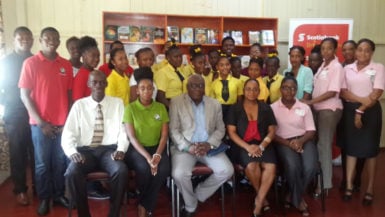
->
[[72, 67, 91, 101], [18, 51, 73, 125], [98, 63, 133, 77]]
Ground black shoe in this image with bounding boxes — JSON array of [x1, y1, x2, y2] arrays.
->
[[37, 199, 50, 216], [181, 208, 195, 217], [362, 193, 373, 206], [53, 196, 70, 208], [88, 190, 110, 200], [342, 189, 353, 202]]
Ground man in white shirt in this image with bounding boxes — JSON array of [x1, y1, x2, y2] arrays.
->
[[61, 70, 129, 217]]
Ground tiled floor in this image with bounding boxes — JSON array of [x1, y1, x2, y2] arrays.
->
[[0, 150, 384, 217]]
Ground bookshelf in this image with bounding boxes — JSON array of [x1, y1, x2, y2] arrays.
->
[[102, 12, 278, 63]]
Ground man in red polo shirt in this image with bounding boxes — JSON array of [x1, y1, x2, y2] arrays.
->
[[19, 27, 73, 216]]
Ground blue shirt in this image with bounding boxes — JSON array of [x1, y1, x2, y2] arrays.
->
[[190, 97, 208, 143], [283, 65, 313, 99]]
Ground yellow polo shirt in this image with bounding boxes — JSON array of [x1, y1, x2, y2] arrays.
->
[[256, 77, 270, 102], [154, 63, 191, 99], [263, 73, 284, 104], [210, 75, 243, 105], [105, 69, 130, 106]]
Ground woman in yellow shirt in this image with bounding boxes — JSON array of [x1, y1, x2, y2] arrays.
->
[[248, 58, 270, 102], [105, 48, 130, 106]]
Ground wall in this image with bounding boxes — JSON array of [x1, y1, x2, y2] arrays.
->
[[2, 0, 385, 146]]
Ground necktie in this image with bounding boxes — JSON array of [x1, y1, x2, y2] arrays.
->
[[90, 104, 104, 147], [221, 80, 229, 102], [175, 70, 184, 82], [266, 78, 275, 104]]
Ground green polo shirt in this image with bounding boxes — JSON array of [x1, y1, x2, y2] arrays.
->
[[123, 99, 169, 147]]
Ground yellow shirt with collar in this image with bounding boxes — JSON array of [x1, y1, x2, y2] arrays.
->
[[154, 63, 191, 99], [105, 69, 130, 106], [210, 75, 243, 105], [152, 59, 168, 74], [256, 77, 270, 102], [263, 73, 283, 104]]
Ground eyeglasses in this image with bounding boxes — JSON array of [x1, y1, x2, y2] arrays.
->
[[189, 83, 205, 89], [281, 86, 297, 91]]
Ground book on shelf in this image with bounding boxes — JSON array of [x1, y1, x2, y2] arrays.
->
[[223, 30, 231, 38], [167, 26, 180, 42], [248, 30, 261, 45], [241, 55, 251, 69], [207, 29, 219, 44], [194, 28, 208, 44], [231, 30, 243, 45], [129, 25, 141, 42], [153, 27, 165, 44], [140, 26, 155, 42], [180, 27, 194, 44], [261, 30, 275, 46], [117, 26, 130, 41], [104, 25, 118, 41]]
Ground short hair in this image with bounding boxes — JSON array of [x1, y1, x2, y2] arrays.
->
[[357, 38, 375, 51], [248, 57, 264, 69], [265, 55, 280, 66], [208, 49, 220, 56], [288, 45, 305, 56], [229, 56, 241, 65], [134, 67, 154, 84], [250, 43, 262, 50], [66, 36, 80, 49], [321, 37, 338, 49], [311, 44, 321, 54], [342, 40, 357, 48], [40, 27, 59, 38], [282, 75, 298, 87], [78, 36, 98, 54], [135, 47, 154, 59], [13, 26, 32, 37], [109, 40, 124, 50], [221, 36, 235, 46]]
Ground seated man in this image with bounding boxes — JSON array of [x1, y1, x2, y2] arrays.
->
[[170, 74, 234, 217], [61, 70, 129, 217]]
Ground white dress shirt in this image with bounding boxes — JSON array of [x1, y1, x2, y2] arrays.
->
[[61, 95, 129, 157]]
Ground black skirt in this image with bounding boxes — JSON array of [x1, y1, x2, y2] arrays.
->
[[231, 139, 277, 167], [342, 101, 382, 158]]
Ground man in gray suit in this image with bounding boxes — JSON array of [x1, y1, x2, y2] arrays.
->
[[170, 74, 234, 217]]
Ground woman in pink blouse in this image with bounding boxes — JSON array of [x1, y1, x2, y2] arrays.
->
[[303, 38, 344, 194], [340, 38, 385, 206], [271, 76, 317, 216]]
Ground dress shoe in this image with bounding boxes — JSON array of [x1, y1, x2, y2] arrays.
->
[[181, 208, 195, 217], [37, 199, 50, 216], [16, 192, 29, 206], [53, 196, 70, 208]]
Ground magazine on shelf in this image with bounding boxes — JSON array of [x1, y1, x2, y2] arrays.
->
[[180, 27, 194, 44], [117, 26, 130, 41], [153, 27, 165, 44], [167, 26, 180, 42], [261, 30, 275, 46], [140, 26, 155, 42], [231, 30, 243, 45], [129, 25, 141, 42], [248, 30, 261, 44], [207, 29, 219, 44], [194, 28, 208, 44], [104, 25, 118, 41]]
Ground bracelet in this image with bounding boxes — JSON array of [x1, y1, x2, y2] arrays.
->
[[263, 136, 272, 144], [153, 153, 162, 159], [355, 109, 364, 114], [259, 145, 265, 152]]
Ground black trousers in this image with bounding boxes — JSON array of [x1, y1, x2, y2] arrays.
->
[[3, 116, 34, 194], [125, 145, 170, 212], [65, 145, 128, 217]]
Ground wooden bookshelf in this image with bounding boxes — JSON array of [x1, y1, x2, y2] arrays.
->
[[102, 12, 278, 63]]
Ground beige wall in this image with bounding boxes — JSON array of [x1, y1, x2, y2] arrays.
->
[[2, 0, 385, 145]]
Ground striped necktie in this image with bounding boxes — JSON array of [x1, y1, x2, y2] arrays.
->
[[90, 104, 104, 147]]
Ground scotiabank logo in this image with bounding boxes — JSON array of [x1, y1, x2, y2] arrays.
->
[[293, 24, 349, 62]]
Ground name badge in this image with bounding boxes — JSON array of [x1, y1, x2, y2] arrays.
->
[[295, 108, 305, 117]]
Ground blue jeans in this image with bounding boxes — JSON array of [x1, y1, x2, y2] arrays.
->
[[31, 125, 67, 200]]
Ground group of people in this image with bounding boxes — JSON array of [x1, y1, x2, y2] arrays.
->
[[0, 25, 384, 217]]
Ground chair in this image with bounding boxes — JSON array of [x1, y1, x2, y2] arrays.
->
[[68, 171, 127, 217], [274, 162, 326, 214], [171, 162, 231, 217]]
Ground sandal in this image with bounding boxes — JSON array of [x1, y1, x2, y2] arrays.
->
[[298, 201, 309, 216], [342, 188, 353, 201], [362, 193, 373, 206]]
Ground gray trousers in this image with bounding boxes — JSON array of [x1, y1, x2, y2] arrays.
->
[[276, 140, 318, 208], [171, 147, 234, 212], [315, 109, 342, 189]]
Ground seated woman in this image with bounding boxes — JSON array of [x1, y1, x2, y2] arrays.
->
[[270, 76, 318, 216], [227, 79, 277, 217], [123, 68, 170, 217]]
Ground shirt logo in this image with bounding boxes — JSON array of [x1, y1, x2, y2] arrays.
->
[[154, 114, 161, 121], [59, 67, 66, 76]]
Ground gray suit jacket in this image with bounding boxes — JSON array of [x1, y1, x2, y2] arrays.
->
[[169, 94, 225, 151]]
